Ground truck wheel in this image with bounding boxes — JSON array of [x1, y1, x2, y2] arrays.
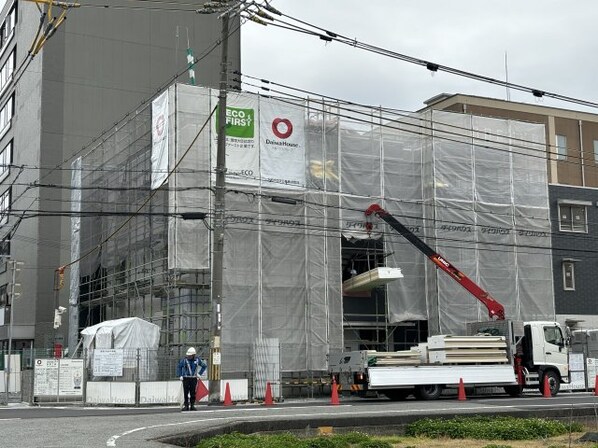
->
[[539, 370, 560, 397], [384, 389, 411, 401], [504, 385, 523, 397], [415, 384, 443, 400]]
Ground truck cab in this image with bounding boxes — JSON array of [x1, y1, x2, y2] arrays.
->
[[467, 319, 569, 396], [521, 321, 569, 394]]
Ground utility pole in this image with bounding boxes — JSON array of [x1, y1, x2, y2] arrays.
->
[[4, 259, 20, 405], [198, 0, 235, 404], [53, 267, 65, 357], [208, 9, 229, 403]]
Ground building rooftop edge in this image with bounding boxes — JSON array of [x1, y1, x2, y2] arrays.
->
[[419, 92, 598, 122]]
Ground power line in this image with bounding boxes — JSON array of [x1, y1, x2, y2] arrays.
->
[[237, 72, 587, 164], [55, 182, 598, 260], [247, 3, 598, 110], [0, 10, 246, 245], [62, 104, 218, 270], [237, 79, 578, 169]]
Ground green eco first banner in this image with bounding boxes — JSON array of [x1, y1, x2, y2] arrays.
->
[[212, 92, 305, 190]]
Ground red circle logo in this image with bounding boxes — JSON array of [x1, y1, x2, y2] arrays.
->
[[272, 118, 293, 139]]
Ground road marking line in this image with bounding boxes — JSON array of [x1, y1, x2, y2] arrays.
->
[[105, 406, 353, 446], [0, 418, 21, 421], [105, 401, 595, 447]]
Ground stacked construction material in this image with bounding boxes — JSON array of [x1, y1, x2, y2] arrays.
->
[[426, 335, 509, 364], [366, 348, 423, 367]]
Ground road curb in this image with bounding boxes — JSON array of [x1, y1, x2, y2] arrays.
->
[[155, 405, 598, 448]]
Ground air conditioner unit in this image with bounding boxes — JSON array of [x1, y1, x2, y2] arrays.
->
[[342, 267, 403, 293]]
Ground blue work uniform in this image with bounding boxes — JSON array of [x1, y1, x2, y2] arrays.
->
[[176, 356, 207, 409]]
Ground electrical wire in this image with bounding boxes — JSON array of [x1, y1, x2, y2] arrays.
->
[[237, 72, 587, 163], [249, 3, 598, 110], [0, 10, 245, 246], [61, 104, 217, 270]]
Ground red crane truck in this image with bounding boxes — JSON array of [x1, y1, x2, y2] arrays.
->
[[328, 204, 569, 399]]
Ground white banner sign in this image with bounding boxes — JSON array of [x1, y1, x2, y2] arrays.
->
[[93, 349, 124, 377], [151, 91, 169, 189], [259, 99, 305, 189], [211, 93, 307, 190], [34, 358, 84, 397], [212, 93, 259, 186]]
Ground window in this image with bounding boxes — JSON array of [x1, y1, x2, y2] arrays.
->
[[0, 140, 11, 182], [594, 140, 598, 163], [0, 4, 17, 53], [544, 326, 564, 346], [556, 134, 567, 160], [559, 203, 587, 232], [0, 236, 9, 274], [0, 48, 14, 95], [0, 188, 9, 226], [0, 283, 7, 307], [562, 261, 575, 290], [0, 93, 13, 136]]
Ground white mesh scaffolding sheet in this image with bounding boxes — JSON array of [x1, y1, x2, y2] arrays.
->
[[169, 89, 554, 365], [168, 85, 211, 270], [166, 88, 344, 372], [253, 338, 281, 400], [425, 111, 554, 334], [220, 190, 341, 372], [77, 84, 557, 375]]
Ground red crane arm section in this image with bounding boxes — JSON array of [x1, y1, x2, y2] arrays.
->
[[365, 204, 505, 321]]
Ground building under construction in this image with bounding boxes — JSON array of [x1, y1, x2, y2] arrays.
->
[[72, 84, 554, 376]]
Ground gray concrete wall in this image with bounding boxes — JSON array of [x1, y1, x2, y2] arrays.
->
[[0, 0, 240, 348]]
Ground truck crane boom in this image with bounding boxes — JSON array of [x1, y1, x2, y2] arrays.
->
[[365, 203, 505, 320]]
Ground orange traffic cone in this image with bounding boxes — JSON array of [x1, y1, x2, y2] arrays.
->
[[264, 381, 274, 406], [330, 378, 340, 405], [223, 382, 233, 406], [594, 375, 598, 396], [458, 378, 466, 401], [542, 375, 551, 398]]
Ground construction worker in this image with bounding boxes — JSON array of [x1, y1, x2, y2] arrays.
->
[[176, 347, 207, 411]]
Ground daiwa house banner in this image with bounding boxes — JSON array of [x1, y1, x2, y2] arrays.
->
[[151, 91, 169, 189], [260, 98, 306, 189]]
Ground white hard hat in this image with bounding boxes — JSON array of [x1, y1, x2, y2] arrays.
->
[[186, 347, 196, 356]]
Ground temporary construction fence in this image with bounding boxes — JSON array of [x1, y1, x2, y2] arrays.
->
[[72, 84, 555, 377], [29, 348, 249, 405]]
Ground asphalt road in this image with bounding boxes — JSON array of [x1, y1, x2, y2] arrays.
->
[[1, 393, 598, 448]]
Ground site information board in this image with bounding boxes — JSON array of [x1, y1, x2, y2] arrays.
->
[[33, 359, 84, 397], [93, 349, 124, 377]]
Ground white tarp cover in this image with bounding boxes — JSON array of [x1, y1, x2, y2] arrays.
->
[[81, 317, 160, 351], [81, 317, 160, 380]]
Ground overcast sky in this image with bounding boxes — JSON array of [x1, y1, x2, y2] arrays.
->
[[241, 0, 598, 113]]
